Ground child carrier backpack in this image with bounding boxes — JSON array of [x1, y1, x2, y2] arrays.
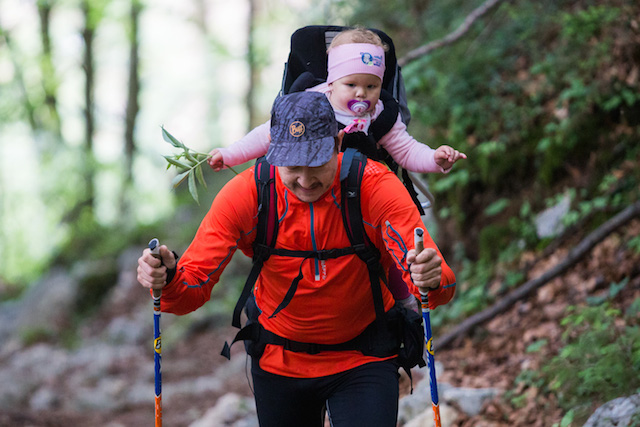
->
[[280, 25, 427, 214], [221, 148, 426, 378]]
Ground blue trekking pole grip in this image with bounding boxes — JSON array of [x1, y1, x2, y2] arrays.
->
[[148, 238, 162, 427], [414, 228, 442, 427]]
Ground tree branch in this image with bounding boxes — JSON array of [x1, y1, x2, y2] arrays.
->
[[398, 0, 507, 67], [437, 200, 640, 350]]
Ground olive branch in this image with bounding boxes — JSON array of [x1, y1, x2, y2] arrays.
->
[[161, 126, 238, 204]]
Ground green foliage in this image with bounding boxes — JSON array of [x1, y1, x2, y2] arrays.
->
[[540, 303, 640, 423], [559, 5, 620, 45], [161, 126, 240, 204], [394, 0, 640, 267], [505, 368, 546, 408], [627, 236, 640, 255], [525, 338, 547, 354], [161, 127, 212, 205]]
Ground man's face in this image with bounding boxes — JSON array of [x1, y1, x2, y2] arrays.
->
[[278, 149, 339, 203]]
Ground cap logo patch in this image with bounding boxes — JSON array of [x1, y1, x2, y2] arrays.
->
[[289, 121, 305, 137]]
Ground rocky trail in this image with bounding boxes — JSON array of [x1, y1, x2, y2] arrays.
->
[[1, 215, 639, 426]]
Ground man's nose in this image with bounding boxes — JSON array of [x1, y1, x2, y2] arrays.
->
[[297, 169, 315, 187]]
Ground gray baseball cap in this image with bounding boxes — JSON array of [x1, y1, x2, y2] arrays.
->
[[266, 92, 339, 167]]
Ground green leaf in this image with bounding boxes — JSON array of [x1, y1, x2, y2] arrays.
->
[[195, 164, 207, 188], [164, 156, 192, 169], [171, 171, 190, 188], [526, 339, 548, 353], [184, 149, 198, 163], [161, 126, 184, 148], [560, 409, 574, 427], [188, 171, 199, 204], [484, 198, 510, 217]]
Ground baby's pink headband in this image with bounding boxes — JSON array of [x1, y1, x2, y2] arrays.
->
[[326, 43, 386, 85]]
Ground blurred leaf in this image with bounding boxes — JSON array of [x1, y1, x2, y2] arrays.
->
[[161, 126, 184, 148], [188, 171, 199, 205], [171, 170, 189, 188], [163, 155, 191, 170], [184, 149, 198, 164], [526, 339, 548, 353], [195, 164, 206, 188], [484, 198, 510, 217]]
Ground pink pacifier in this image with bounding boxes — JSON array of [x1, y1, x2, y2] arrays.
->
[[347, 99, 371, 115]]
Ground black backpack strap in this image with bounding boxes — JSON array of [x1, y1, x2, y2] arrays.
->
[[222, 157, 278, 359], [340, 148, 386, 320], [369, 89, 399, 143], [231, 156, 277, 329]]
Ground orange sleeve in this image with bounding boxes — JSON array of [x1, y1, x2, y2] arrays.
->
[[159, 169, 258, 315], [361, 162, 456, 309]]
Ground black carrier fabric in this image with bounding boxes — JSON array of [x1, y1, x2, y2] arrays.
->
[[220, 149, 425, 376]]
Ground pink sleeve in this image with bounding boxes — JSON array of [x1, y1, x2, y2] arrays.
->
[[378, 115, 449, 174], [217, 121, 270, 167]]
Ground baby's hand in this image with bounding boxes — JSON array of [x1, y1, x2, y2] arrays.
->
[[434, 145, 467, 171], [208, 149, 225, 172]]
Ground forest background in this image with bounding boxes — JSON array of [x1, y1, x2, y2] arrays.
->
[[1, 0, 639, 425]]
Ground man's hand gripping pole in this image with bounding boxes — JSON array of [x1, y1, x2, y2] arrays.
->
[[414, 228, 442, 427]]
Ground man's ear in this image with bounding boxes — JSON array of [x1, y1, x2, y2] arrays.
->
[[336, 130, 345, 152]]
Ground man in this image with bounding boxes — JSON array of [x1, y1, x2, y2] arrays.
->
[[137, 91, 456, 426]]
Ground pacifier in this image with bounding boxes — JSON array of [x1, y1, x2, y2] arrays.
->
[[347, 99, 371, 115]]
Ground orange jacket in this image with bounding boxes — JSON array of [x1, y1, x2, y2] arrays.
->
[[161, 153, 456, 378]]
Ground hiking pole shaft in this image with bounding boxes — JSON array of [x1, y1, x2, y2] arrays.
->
[[149, 238, 162, 427], [414, 228, 441, 427]]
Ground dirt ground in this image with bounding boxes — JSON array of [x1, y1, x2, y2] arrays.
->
[[1, 220, 638, 426]]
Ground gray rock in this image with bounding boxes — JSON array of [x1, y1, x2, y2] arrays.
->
[[535, 193, 572, 238], [584, 394, 640, 427], [442, 386, 501, 416], [189, 393, 258, 427]]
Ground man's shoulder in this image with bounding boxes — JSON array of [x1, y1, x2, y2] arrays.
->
[[337, 153, 395, 181], [218, 166, 258, 205], [363, 158, 394, 178], [359, 159, 408, 201]]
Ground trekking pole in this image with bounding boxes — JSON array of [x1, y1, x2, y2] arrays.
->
[[414, 228, 442, 427], [149, 238, 162, 427]]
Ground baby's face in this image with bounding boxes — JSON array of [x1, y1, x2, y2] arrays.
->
[[329, 73, 382, 116]]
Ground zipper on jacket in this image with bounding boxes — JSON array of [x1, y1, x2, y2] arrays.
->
[[309, 203, 321, 281]]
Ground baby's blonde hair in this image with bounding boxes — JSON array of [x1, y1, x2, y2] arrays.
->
[[328, 27, 389, 52]]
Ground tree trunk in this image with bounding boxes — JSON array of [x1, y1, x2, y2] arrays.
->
[[37, 0, 62, 137], [246, 0, 259, 130], [0, 29, 38, 132], [81, 0, 96, 215], [122, 0, 142, 216]]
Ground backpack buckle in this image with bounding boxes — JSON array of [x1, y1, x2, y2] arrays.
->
[[284, 340, 320, 355]]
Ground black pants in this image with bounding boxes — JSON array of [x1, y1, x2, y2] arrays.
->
[[251, 358, 399, 427]]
